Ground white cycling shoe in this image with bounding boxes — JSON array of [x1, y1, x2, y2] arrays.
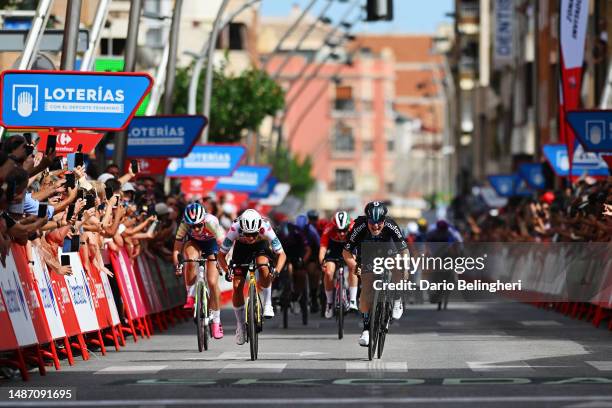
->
[[358, 330, 369, 347], [392, 300, 403, 320], [263, 303, 275, 319], [235, 325, 246, 345], [324, 303, 333, 319], [349, 300, 358, 311]]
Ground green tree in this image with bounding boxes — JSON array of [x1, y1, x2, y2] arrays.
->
[[170, 62, 284, 143], [268, 148, 316, 200]]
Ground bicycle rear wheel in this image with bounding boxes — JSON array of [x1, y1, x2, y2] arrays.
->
[[300, 280, 309, 326], [337, 271, 344, 339], [196, 282, 209, 352], [248, 283, 258, 360]]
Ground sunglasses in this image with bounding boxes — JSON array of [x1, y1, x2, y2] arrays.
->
[[244, 232, 258, 238], [367, 219, 385, 226], [192, 223, 204, 229]]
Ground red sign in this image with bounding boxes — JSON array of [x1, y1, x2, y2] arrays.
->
[[182, 177, 217, 198], [123, 158, 169, 176], [37, 131, 104, 156], [602, 155, 612, 172]]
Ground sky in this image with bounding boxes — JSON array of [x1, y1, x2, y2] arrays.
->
[[260, 0, 454, 34]]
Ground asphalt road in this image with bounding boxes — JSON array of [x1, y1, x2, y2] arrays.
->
[[2, 299, 612, 407]]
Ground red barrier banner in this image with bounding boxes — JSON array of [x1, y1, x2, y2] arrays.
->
[[37, 131, 104, 156], [60, 250, 99, 334], [110, 249, 147, 319], [48, 269, 81, 338], [135, 255, 162, 314], [99, 272, 121, 326], [31, 246, 66, 340], [79, 249, 113, 330], [142, 253, 167, 312]]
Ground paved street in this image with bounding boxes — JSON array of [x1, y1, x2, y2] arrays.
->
[[2, 299, 612, 407]]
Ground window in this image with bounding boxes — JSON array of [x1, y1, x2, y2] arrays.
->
[[100, 38, 125, 56], [334, 122, 354, 152], [334, 169, 354, 191], [363, 140, 374, 153], [334, 85, 355, 111], [216, 23, 247, 50]]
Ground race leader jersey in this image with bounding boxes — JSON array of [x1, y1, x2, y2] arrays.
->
[[344, 216, 408, 254], [175, 213, 225, 242], [220, 219, 284, 254]]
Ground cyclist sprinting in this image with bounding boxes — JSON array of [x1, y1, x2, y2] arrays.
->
[[319, 211, 354, 318], [217, 209, 287, 345], [275, 217, 311, 312], [342, 201, 409, 347], [173, 202, 226, 339], [296, 214, 321, 313]]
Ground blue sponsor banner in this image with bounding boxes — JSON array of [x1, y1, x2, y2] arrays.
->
[[214, 166, 271, 193], [166, 144, 245, 177], [106, 115, 207, 158], [518, 163, 546, 189], [567, 110, 612, 152], [249, 177, 278, 199], [488, 174, 533, 197], [543, 144, 609, 177], [0, 70, 152, 130]]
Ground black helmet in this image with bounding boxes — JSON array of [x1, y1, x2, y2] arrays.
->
[[306, 209, 319, 221], [365, 201, 387, 223]]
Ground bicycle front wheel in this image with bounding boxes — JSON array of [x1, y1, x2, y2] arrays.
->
[[248, 283, 258, 360], [196, 282, 209, 352], [368, 290, 381, 361], [337, 272, 344, 340], [377, 301, 391, 359]]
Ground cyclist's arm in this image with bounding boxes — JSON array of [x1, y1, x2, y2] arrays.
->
[[206, 215, 226, 245], [319, 226, 332, 263], [264, 224, 285, 272], [172, 223, 188, 266], [318, 246, 327, 264], [218, 225, 239, 273]]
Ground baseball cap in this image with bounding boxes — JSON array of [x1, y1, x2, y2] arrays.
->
[[155, 202, 172, 215], [97, 173, 115, 183], [121, 182, 136, 192]]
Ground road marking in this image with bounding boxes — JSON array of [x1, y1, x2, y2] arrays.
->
[[467, 361, 534, 372], [438, 321, 470, 327], [4, 396, 612, 406], [94, 365, 167, 374], [587, 361, 612, 371], [345, 362, 408, 372], [220, 363, 286, 373], [216, 351, 326, 360], [520, 320, 562, 326]]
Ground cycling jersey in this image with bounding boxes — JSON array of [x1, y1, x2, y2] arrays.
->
[[344, 216, 408, 254], [220, 219, 284, 254], [175, 213, 225, 243], [276, 221, 309, 260], [320, 221, 354, 247]]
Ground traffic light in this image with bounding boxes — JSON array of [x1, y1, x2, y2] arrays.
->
[[366, 0, 393, 22]]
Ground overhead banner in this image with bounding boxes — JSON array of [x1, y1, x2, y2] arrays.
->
[[493, 0, 515, 68], [214, 165, 271, 193], [488, 174, 532, 197], [250, 176, 278, 199], [37, 131, 103, 156], [567, 110, 612, 152], [559, 0, 591, 169], [0, 70, 152, 130], [106, 115, 207, 158], [259, 183, 291, 206], [543, 144, 609, 177], [166, 144, 245, 178], [518, 163, 546, 189]]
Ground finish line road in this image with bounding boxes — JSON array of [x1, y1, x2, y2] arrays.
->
[[2, 300, 612, 408]]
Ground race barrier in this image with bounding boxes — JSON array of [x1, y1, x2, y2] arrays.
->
[[465, 242, 612, 330], [0, 241, 188, 381]]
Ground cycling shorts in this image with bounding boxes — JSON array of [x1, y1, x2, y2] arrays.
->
[[186, 238, 218, 257], [230, 240, 275, 267]]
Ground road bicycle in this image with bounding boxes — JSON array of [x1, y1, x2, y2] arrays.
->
[[178, 256, 212, 352], [369, 268, 393, 360], [327, 259, 349, 339]]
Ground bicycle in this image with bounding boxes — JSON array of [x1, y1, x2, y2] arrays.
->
[[177, 256, 212, 352], [369, 268, 393, 360], [230, 260, 275, 361], [326, 259, 349, 339]]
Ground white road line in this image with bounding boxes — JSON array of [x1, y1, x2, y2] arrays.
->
[[438, 321, 470, 326], [346, 361, 408, 372], [519, 320, 562, 326], [220, 363, 286, 373], [467, 361, 534, 372], [94, 365, 167, 374], [4, 396, 612, 406], [586, 361, 612, 371]]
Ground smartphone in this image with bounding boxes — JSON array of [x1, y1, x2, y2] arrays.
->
[[37, 202, 48, 219], [75, 152, 84, 168], [76, 144, 83, 153], [60, 254, 70, 266], [70, 235, 80, 252], [62, 237, 72, 253], [66, 204, 75, 221], [66, 153, 76, 170], [45, 134, 57, 155], [85, 194, 95, 210], [105, 186, 113, 200], [25, 144, 34, 156], [49, 157, 64, 171], [97, 203, 106, 211], [130, 160, 139, 174], [77, 189, 84, 201], [23, 133, 32, 144], [65, 173, 76, 189]]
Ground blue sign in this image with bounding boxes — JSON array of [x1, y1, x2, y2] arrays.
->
[[543, 144, 609, 177], [214, 166, 271, 193], [518, 163, 546, 189], [488, 174, 532, 197], [250, 177, 278, 199], [166, 144, 245, 177], [567, 110, 612, 152], [0, 70, 152, 130], [106, 115, 207, 158]]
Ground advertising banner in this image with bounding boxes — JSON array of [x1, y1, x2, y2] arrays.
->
[[37, 131, 103, 156], [488, 174, 533, 197], [181, 177, 218, 199], [110, 249, 147, 319], [493, 0, 515, 68], [567, 110, 612, 152], [214, 165, 271, 193], [31, 247, 65, 340], [250, 176, 278, 199], [518, 163, 546, 189], [543, 144, 609, 177], [166, 144, 245, 178], [60, 250, 99, 333], [260, 183, 291, 206], [123, 158, 170, 177]]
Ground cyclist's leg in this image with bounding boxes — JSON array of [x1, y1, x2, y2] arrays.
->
[[199, 239, 223, 337], [230, 242, 250, 344], [256, 253, 274, 316], [322, 260, 336, 303], [359, 272, 374, 345], [183, 240, 201, 307], [306, 255, 321, 312]]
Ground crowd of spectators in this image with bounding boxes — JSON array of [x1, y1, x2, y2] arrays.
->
[[450, 178, 612, 243]]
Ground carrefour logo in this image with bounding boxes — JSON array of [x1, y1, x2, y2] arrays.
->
[[11, 83, 125, 117]]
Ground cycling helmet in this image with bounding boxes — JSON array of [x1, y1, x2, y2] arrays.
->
[[184, 202, 206, 225], [295, 214, 308, 229], [306, 209, 319, 221], [364, 201, 387, 223], [334, 211, 351, 230], [240, 209, 263, 233]]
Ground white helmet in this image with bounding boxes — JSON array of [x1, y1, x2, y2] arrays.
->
[[239, 209, 262, 234], [334, 211, 351, 231]]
